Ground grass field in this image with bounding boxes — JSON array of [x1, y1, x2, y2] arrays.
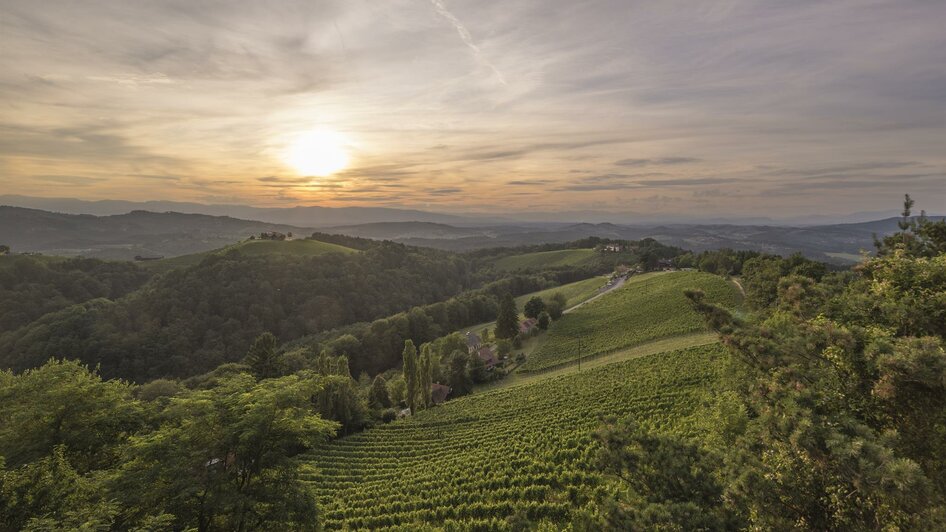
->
[[514, 275, 607, 310], [302, 343, 726, 529], [494, 249, 597, 271], [458, 275, 608, 337], [520, 271, 740, 372], [141, 238, 356, 273]]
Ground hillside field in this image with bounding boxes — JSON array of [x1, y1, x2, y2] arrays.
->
[[303, 343, 725, 529], [494, 249, 597, 271], [521, 271, 740, 372], [514, 275, 607, 310], [142, 238, 356, 272]]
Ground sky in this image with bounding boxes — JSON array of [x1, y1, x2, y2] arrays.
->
[[1, 0, 944, 218]]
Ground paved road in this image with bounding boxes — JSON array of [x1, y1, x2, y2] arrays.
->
[[563, 275, 627, 314]]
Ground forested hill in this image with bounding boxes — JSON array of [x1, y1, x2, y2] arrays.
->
[[0, 241, 478, 381], [0, 206, 313, 260]]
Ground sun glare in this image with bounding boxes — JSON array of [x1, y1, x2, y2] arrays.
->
[[283, 129, 350, 176]]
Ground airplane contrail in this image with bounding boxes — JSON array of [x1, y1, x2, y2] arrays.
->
[[429, 0, 507, 85]]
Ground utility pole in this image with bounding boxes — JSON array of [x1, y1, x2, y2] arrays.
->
[[577, 335, 582, 372]]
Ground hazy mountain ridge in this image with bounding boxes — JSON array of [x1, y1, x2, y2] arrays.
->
[[3, 202, 941, 263], [0, 195, 911, 226], [0, 206, 313, 260]]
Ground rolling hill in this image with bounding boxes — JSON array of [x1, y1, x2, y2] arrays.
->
[[141, 238, 357, 273], [521, 271, 741, 371], [494, 249, 598, 271], [0, 206, 313, 260]]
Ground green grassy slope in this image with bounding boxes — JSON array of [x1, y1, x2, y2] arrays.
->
[[142, 238, 356, 273], [521, 271, 740, 372], [303, 343, 726, 529], [457, 275, 607, 336], [494, 249, 596, 271], [514, 275, 607, 310]]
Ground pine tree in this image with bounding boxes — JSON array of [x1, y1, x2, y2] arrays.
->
[[495, 293, 519, 339], [402, 340, 418, 414], [245, 332, 281, 380]]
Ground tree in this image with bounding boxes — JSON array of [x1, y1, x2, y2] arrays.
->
[[368, 375, 391, 409], [418, 345, 433, 409], [547, 292, 567, 319], [537, 311, 551, 330], [467, 353, 488, 384], [590, 418, 736, 530], [387, 375, 407, 406], [495, 339, 513, 357], [677, 197, 946, 529], [112, 372, 336, 531], [0, 359, 143, 472], [402, 340, 419, 414], [0, 244, 9, 255], [523, 296, 546, 319], [495, 293, 519, 339], [245, 332, 282, 380], [740, 256, 783, 310], [446, 350, 473, 397]]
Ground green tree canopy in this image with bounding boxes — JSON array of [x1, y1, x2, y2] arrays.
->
[[495, 293, 519, 339]]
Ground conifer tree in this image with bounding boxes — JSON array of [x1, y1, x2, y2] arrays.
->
[[495, 293, 519, 339], [245, 332, 281, 380]]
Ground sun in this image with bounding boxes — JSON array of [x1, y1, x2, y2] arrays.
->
[[283, 129, 350, 176]]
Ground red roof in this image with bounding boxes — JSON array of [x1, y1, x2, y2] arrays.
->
[[431, 383, 451, 404], [476, 346, 498, 368]]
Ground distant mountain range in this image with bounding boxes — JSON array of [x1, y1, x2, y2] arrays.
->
[[2, 201, 940, 263], [0, 195, 914, 226], [0, 195, 479, 227], [0, 206, 312, 260], [324, 218, 944, 263]]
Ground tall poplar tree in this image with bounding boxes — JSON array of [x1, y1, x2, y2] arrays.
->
[[402, 340, 418, 414], [418, 344, 433, 409]]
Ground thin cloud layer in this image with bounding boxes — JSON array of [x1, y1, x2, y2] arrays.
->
[[0, 0, 944, 217]]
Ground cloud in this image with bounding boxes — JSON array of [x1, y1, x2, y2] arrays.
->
[[615, 157, 701, 167], [508, 179, 554, 185], [1, 0, 944, 216], [257, 176, 311, 184], [31, 174, 106, 185], [428, 0, 506, 85]]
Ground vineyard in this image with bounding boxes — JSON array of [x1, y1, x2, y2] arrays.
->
[[302, 344, 726, 530], [494, 249, 597, 271], [521, 271, 740, 372]]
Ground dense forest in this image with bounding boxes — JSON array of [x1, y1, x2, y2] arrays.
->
[[0, 236, 668, 382], [0, 241, 480, 381], [0, 256, 151, 331]]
